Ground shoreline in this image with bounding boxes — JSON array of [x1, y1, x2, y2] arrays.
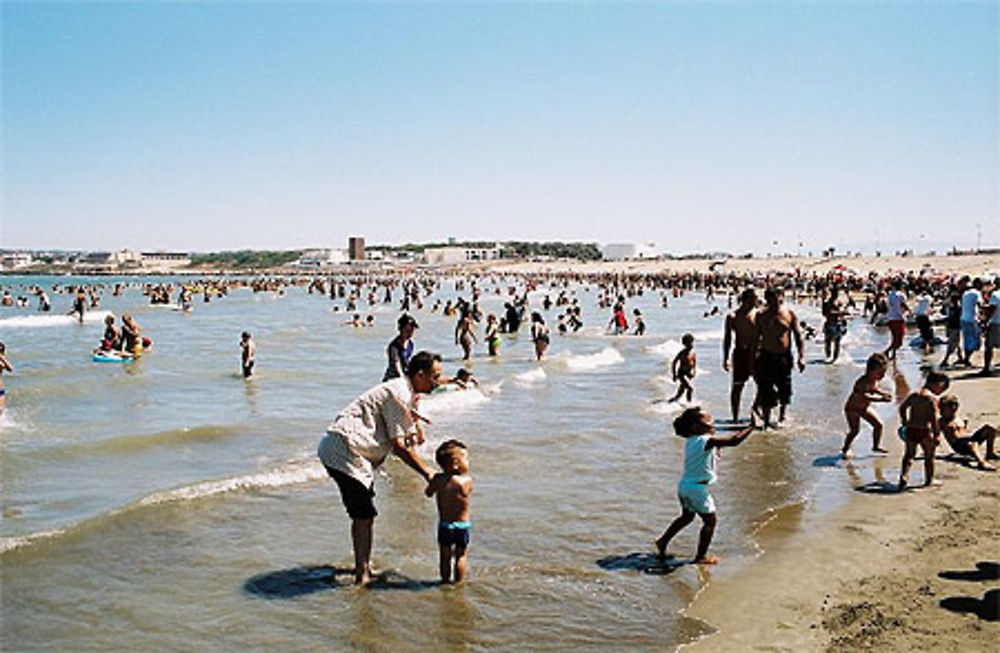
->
[[681, 368, 999, 651], [3, 251, 999, 279]]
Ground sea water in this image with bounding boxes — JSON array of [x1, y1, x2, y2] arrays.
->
[[0, 275, 922, 650]]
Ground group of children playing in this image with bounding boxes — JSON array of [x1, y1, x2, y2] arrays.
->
[[423, 338, 997, 581], [841, 353, 997, 489]]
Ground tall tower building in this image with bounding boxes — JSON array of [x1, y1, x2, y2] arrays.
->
[[348, 236, 365, 261]]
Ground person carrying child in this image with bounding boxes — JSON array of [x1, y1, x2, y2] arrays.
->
[[655, 407, 756, 564], [841, 353, 892, 458], [938, 394, 997, 471], [897, 371, 950, 490], [425, 439, 473, 583], [669, 333, 696, 403]]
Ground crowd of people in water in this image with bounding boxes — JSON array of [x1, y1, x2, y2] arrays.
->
[[1, 264, 998, 581]]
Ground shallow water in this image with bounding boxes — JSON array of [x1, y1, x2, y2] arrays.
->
[[0, 275, 922, 650]]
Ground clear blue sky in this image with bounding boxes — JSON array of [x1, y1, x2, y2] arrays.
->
[[2, 1, 997, 254]]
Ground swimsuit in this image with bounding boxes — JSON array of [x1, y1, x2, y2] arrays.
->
[[905, 425, 933, 444], [437, 521, 471, 548], [731, 345, 754, 384]]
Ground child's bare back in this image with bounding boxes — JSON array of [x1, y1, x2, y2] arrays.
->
[[427, 472, 472, 522]]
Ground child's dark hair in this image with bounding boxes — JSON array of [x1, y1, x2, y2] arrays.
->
[[455, 368, 471, 380], [673, 407, 703, 435], [865, 352, 888, 373], [925, 371, 950, 389], [435, 439, 467, 469], [682, 333, 694, 346]]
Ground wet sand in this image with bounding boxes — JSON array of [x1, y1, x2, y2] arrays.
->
[[683, 371, 1000, 651]]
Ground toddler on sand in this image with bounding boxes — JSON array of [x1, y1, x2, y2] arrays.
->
[[841, 353, 892, 458], [898, 371, 950, 490], [938, 394, 997, 470], [426, 439, 473, 583]]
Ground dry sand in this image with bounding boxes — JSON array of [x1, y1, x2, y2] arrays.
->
[[682, 371, 999, 651], [489, 252, 1000, 279]]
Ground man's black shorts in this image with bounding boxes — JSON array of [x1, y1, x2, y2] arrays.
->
[[324, 465, 377, 520]]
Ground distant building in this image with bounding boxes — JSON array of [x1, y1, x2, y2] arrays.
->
[[298, 249, 349, 268], [601, 243, 656, 261], [140, 251, 191, 269], [348, 236, 365, 261], [424, 245, 503, 265], [1, 252, 33, 270]]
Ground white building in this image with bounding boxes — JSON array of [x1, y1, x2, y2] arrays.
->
[[1, 252, 33, 270], [424, 245, 502, 265], [141, 251, 191, 269], [297, 249, 349, 268], [601, 243, 657, 261]]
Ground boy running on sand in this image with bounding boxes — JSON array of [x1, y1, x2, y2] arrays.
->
[[655, 407, 756, 564], [669, 334, 696, 403], [426, 439, 473, 583], [938, 395, 997, 470], [898, 371, 950, 490], [841, 353, 892, 458]]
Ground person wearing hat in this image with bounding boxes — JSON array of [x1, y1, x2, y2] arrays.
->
[[383, 314, 418, 382]]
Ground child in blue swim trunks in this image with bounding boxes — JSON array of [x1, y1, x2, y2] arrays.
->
[[655, 407, 756, 565], [426, 439, 473, 583]]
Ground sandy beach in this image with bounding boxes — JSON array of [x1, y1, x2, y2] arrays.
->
[[680, 369, 999, 651], [489, 252, 1000, 280]]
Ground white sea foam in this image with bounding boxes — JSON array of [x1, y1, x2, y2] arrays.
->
[[137, 460, 325, 507], [0, 528, 68, 554], [559, 347, 625, 371], [512, 367, 547, 384], [646, 339, 684, 359], [0, 310, 114, 329], [420, 387, 490, 416]]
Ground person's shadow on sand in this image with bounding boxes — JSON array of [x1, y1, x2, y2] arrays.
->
[[937, 562, 999, 622], [596, 552, 688, 575], [854, 481, 900, 494], [938, 561, 1000, 582], [939, 589, 999, 622], [243, 565, 438, 598]]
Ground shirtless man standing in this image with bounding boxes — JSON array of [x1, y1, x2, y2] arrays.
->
[[723, 288, 759, 422], [754, 286, 805, 428]]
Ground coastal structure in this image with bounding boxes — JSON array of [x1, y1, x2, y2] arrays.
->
[[348, 237, 365, 261], [0, 252, 34, 270], [296, 249, 349, 268], [424, 244, 503, 265], [601, 243, 657, 261]]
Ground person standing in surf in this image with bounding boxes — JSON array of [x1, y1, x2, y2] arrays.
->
[[240, 331, 256, 378], [530, 312, 550, 360], [317, 351, 441, 585], [753, 286, 805, 428], [655, 407, 756, 565], [0, 342, 12, 415], [723, 288, 759, 422], [383, 314, 418, 382]]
